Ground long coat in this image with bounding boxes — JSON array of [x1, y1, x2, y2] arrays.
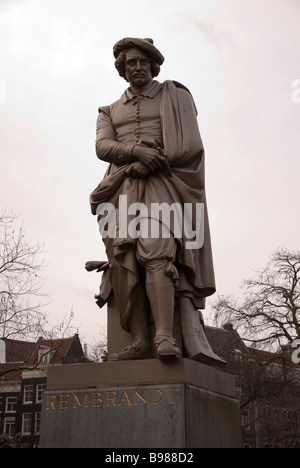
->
[[90, 80, 216, 331]]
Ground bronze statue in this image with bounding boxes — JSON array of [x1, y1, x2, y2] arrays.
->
[[87, 38, 225, 367]]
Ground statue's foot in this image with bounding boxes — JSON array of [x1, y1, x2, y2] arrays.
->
[[155, 335, 181, 360], [109, 342, 152, 361]]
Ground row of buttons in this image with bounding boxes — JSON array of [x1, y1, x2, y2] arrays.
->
[[132, 96, 144, 143]]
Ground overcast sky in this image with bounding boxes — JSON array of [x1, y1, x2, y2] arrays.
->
[[1, 0, 300, 347]]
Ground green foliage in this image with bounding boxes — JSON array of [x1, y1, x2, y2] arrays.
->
[[0, 434, 23, 449]]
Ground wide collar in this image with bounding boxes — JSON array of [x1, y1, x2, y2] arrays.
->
[[121, 80, 163, 104]]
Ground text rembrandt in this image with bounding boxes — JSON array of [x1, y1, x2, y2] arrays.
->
[[45, 387, 178, 410]]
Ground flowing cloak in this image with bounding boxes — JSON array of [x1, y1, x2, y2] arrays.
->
[[90, 80, 216, 332]]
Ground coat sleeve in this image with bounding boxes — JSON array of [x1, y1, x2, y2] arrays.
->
[[96, 107, 136, 164]]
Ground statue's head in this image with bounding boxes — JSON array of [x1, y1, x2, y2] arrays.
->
[[113, 38, 164, 82]]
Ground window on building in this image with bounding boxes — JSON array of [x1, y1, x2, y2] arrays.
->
[[35, 412, 41, 434], [23, 385, 34, 404], [241, 410, 250, 429], [4, 417, 16, 436], [233, 349, 242, 363], [5, 396, 17, 413], [36, 384, 46, 403], [22, 413, 32, 435], [38, 347, 55, 365], [284, 409, 298, 433]]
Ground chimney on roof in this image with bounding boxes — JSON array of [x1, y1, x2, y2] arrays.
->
[[223, 323, 234, 331], [0, 339, 6, 364]]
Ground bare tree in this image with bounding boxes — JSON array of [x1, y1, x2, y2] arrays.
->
[[213, 248, 300, 350], [88, 326, 108, 362], [0, 211, 48, 339], [0, 212, 81, 380], [227, 349, 300, 448]]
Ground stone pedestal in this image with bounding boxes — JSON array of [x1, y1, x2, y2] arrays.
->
[[40, 359, 241, 448]]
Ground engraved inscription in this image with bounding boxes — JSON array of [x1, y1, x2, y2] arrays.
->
[[45, 387, 178, 410]]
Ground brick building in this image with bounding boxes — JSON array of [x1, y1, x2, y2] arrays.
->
[[206, 324, 300, 448], [0, 335, 86, 448]]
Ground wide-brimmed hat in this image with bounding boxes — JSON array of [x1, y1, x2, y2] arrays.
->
[[113, 37, 165, 65]]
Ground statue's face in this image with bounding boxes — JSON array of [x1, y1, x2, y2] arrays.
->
[[125, 48, 153, 89]]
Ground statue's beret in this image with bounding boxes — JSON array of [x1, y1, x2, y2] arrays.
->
[[113, 37, 165, 66]]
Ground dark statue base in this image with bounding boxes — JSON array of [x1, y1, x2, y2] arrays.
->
[[40, 359, 241, 448]]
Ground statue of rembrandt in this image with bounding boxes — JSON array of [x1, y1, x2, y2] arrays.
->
[[87, 37, 225, 367]]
